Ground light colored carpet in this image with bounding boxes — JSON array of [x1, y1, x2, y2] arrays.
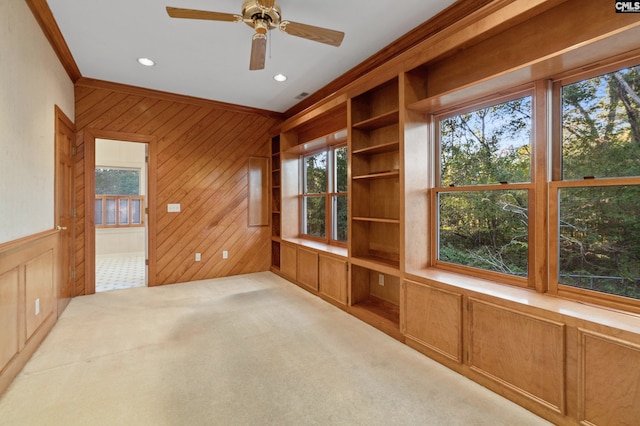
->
[[0, 272, 550, 426]]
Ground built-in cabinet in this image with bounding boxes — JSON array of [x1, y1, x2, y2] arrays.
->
[[269, 69, 640, 423], [318, 254, 348, 305], [276, 240, 348, 307], [297, 247, 319, 291], [280, 241, 296, 280], [268, 2, 640, 424]]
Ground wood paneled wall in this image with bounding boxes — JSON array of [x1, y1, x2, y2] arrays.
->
[[73, 79, 281, 292], [0, 231, 59, 395]]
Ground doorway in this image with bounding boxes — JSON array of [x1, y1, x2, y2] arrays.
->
[[94, 139, 148, 292]]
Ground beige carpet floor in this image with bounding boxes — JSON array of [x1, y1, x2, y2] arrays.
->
[[0, 272, 551, 426]]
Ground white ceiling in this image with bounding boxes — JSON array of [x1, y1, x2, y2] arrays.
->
[[47, 0, 457, 113]]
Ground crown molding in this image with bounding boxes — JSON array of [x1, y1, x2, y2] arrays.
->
[[25, 0, 81, 82]]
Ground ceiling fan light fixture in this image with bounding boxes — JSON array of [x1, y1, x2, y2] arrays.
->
[[137, 57, 155, 67], [273, 73, 287, 82]]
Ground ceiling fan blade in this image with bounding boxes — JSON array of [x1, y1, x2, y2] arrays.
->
[[166, 7, 241, 23], [279, 21, 344, 47], [250, 33, 267, 70]]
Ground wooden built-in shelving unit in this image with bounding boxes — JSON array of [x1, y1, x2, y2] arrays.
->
[[266, 3, 640, 425], [270, 135, 281, 271], [349, 77, 401, 329]]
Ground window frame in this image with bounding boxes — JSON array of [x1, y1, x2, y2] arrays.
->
[[548, 58, 640, 313], [299, 142, 348, 247], [430, 86, 540, 288], [95, 195, 145, 228], [94, 166, 144, 229]]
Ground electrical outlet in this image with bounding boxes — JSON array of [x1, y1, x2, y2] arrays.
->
[[35, 298, 40, 315], [195, 253, 201, 262], [167, 203, 181, 213], [378, 274, 385, 286], [222, 250, 228, 259]]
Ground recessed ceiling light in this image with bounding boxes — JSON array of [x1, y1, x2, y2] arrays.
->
[[137, 57, 155, 67], [273, 74, 287, 82]]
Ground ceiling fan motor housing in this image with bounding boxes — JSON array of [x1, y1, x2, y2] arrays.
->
[[242, 0, 281, 33]]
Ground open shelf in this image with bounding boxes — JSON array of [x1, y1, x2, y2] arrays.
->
[[351, 178, 399, 224], [350, 264, 400, 337], [352, 170, 400, 180], [352, 216, 401, 224], [271, 188, 280, 212], [271, 136, 280, 154], [351, 296, 400, 325], [272, 213, 280, 237], [350, 77, 399, 125], [352, 109, 399, 131], [352, 141, 400, 155], [351, 255, 400, 273], [271, 240, 281, 270]]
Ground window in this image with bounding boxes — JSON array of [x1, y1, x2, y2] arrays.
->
[[552, 62, 640, 302], [95, 168, 144, 228], [302, 150, 327, 238], [333, 146, 348, 242], [434, 92, 533, 284], [426, 56, 640, 311], [95, 168, 140, 195], [300, 143, 348, 244]]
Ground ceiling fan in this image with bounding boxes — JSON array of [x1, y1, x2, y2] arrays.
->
[[166, 0, 345, 70]]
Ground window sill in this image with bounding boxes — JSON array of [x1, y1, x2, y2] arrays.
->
[[281, 237, 347, 258], [406, 268, 640, 334]]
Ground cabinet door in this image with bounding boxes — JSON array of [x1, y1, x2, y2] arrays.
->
[[280, 243, 297, 280], [297, 248, 318, 291], [319, 255, 347, 304], [404, 279, 463, 363]]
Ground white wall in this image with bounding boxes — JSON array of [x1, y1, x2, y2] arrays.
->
[[96, 228, 145, 256], [95, 139, 146, 255], [0, 0, 75, 244]]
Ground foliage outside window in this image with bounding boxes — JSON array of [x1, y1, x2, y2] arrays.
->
[[95, 168, 144, 228], [95, 168, 140, 195], [555, 63, 640, 301], [301, 144, 348, 244], [435, 93, 533, 283], [333, 146, 348, 242]]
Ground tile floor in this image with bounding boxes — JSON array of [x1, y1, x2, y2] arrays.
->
[[95, 254, 146, 292]]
